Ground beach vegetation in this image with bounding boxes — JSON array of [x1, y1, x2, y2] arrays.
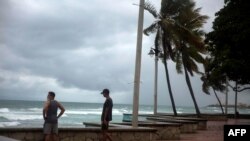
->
[[205, 0, 250, 116], [143, 0, 208, 117], [170, 0, 208, 117], [142, 0, 179, 116], [201, 57, 226, 114]]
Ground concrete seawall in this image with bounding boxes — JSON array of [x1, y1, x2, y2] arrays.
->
[[0, 127, 157, 141]]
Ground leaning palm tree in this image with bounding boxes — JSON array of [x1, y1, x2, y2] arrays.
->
[[201, 58, 227, 114], [143, 0, 208, 117], [143, 0, 182, 116], [168, 1, 209, 117]]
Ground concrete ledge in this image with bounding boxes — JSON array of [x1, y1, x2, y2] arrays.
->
[[112, 121, 181, 140], [155, 113, 228, 121], [199, 114, 228, 121], [0, 127, 157, 141], [0, 136, 20, 141], [83, 122, 133, 128], [146, 117, 198, 133], [146, 114, 207, 130]]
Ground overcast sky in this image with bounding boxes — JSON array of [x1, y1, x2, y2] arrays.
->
[[1, 0, 249, 107]]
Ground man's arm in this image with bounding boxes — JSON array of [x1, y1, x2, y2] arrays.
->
[[57, 101, 65, 119], [103, 107, 110, 124], [43, 101, 50, 120]]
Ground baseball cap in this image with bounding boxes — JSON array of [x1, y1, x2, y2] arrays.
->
[[101, 88, 109, 94]]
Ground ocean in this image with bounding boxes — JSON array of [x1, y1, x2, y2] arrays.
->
[[0, 100, 250, 128]]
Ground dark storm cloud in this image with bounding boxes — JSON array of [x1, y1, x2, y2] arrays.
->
[[2, 0, 245, 106], [0, 0, 139, 93]]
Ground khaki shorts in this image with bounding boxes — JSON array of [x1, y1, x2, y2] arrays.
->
[[43, 123, 58, 134]]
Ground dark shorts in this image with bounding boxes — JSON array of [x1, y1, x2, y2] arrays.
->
[[43, 123, 58, 135], [101, 123, 109, 130]]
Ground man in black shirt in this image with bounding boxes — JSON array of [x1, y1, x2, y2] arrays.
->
[[101, 88, 113, 141]]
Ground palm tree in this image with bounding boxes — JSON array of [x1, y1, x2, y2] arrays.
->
[[234, 81, 239, 118], [143, 0, 208, 117], [169, 1, 209, 117], [201, 58, 227, 114], [143, 0, 181, 116]]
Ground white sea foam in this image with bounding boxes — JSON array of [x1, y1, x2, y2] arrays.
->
[[28, 108, 43, 112], [65, 108, 127, 115], [65, 110, 102, 115], [62, 114, 67, 117], [212, 109, 221, 112], [3, 100, 249, 128], [0, 108, 10, 113], [138, 111, 153, 114], [113, 109, 124, 115], [1, 114, 43, 120], [0, 121, 20, 127]]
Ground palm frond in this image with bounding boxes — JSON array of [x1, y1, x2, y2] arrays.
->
[[143, 22, 159, 36], [213, 84, 226, 92], [202, 78, 210, 95], [174, 22, 206, 52], [187, 46, 205, 64], [144, 1, 159, 18], [175, 52, 183, 74], [186, 15, 209, 29], [162, 30, 174, 60], [161, 0, 191, 18], [184, 56, 200, 76], [190, 60, 199, 75], [154, 29, 161, 50], [193, 29, 206, 37]]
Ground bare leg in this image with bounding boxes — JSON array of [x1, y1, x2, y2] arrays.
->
[[106, 133, 112, 141], [45, 134, 51, 141], [102, 131, 106, 141], [52, 134, 59, 141], [103, 130, 112, 141]]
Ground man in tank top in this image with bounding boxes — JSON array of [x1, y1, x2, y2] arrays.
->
[[100, 88, 113, 141], [43, 91, 65, 141]]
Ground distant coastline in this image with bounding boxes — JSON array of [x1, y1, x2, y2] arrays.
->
[[207, 103, 250, 108]]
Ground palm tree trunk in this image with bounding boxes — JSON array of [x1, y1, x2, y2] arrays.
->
[[213, 88, 224, 114], [183, 65, 201, 117], [163, 60, 177, 116], [161, 29, 177, 116], [234, 82, 238, 118]]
